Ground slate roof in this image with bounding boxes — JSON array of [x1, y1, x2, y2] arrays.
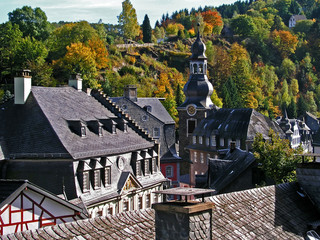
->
[[193, 108, 285, 140], [208, 148, 255, 193], [111, 97, 174, 125], [3, 182, 319, 239], [291, 15, 307, 21], [0, 87, 154, 160]]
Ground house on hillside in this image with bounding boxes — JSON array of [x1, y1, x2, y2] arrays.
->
[[0, 179, 87, 235], [187, 108, 284, 186], [110, 85, 182, 188], [289, 15, 307, 28], [277, 112, 312, 152], [0, 71, 166, 219]]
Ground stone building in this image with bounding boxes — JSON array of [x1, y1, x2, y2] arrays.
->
[[110, 85, 182, 187], [0, 71, 166, 218]]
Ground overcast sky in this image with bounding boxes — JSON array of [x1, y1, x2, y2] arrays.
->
[[0, 0, 238, 26]]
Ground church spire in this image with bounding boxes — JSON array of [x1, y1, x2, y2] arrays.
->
[[179, 24, 214, 109]]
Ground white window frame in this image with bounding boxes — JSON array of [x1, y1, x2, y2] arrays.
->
[[165, 166, 174, 178], [153, 128, 160, 138]]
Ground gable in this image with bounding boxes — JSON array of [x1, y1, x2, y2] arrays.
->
[[0, 187, 84, 235], [118, 172, 142, 194]]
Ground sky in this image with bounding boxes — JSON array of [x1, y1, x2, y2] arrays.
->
[[0, 0, 238, 26]]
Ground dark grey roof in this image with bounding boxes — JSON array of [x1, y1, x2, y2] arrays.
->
[[1, 87, 154, 160], [292, 15, 307, 21], [3, 182, 319, 239], [297, 163, 320, 212], [194, 108, 285, 140], [209, 148, 255, 193], [111, 97, 175, 124], [0, 179, 26, 206]]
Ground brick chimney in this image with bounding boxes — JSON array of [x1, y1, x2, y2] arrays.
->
[[153, 188, 214, 240], [69, 73, 82, 91], [124, 85, 137, 102], [14, 69, 32, 104]]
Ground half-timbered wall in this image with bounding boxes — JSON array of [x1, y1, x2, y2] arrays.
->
[[0, 189, 82, 235]]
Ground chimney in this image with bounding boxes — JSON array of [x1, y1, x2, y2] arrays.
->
[[69, 73, 83, 91], [124, 85, 137, 102], [14, 69, 32, 104], [153, 188, 215, 240]]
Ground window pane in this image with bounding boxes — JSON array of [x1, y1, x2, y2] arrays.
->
[[188, 120, 196, 134]]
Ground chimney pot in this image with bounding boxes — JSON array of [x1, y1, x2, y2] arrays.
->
[[14, 69, 32, 104], [69, 73, 83, 91], [124, 85, 137, 102]]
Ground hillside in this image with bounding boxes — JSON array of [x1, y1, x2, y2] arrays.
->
[[1, 0, 320, 122]]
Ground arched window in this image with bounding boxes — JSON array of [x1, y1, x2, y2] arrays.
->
[[199, 64, 203, 74], [193, 63, 198, 74]]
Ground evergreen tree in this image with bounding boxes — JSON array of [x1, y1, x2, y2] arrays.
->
[[175, 83, 184, 106], [142, 14, 152, 43], [287, 98, 297, 118], [118, 0, 140, 40], [221, 78, 242, 108], [297, 95, 308, 117]]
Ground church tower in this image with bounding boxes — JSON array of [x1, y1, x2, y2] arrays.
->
[[178, 25, 214, 165]]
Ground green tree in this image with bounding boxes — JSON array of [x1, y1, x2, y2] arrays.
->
[[118, 0, 140, 40], [14, 36, 48, 69], [221, 77, 242, 108], [287, 97, 297, 118], [175, 83, 185, 106], [297, 95, 308, 117], [49, 21, 99, 61], [8, 6, 51, 41], [0, 22, 23, 83], [253, 129, 302, 184], [142, 14, 152, 43], [230, 15, 256, 38]]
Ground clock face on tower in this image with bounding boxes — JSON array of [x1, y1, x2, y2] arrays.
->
[[187, 104, 197, 116]]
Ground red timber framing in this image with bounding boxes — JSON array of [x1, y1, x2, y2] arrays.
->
[[0, 190, 82, 235]]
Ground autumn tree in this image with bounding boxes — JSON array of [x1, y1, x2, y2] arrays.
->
[[253, 129, 302, 184], [8, 6, 51, 41], [118, 0, 140, 40], [49, 21, 99, 61], [201, 10, 223, 35], [270, 30, 298, 58], [142, 14, 152, 43]]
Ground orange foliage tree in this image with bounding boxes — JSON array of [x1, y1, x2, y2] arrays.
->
[[270, 30, 298, 58], [201, 10, 223, 35]]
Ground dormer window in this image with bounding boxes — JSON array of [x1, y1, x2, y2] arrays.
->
[[151, 157, 157, 173], [99, 126, 103, 136], [105, 166, 111, 185], [93, 170, 101, 189], [83, 171, 90, 192], [144, 159, 150, 175], [136, 160, 142, 176], [81, 126, 86, 137], [193, 136, 197, 144], [199, 136, 203, 144], [153, 128, 160, 138], [112, 124, 116, 134], [145, 105, 152, 112]]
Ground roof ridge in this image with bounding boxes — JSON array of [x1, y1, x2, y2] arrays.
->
[[92, 90, 155, 142]]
